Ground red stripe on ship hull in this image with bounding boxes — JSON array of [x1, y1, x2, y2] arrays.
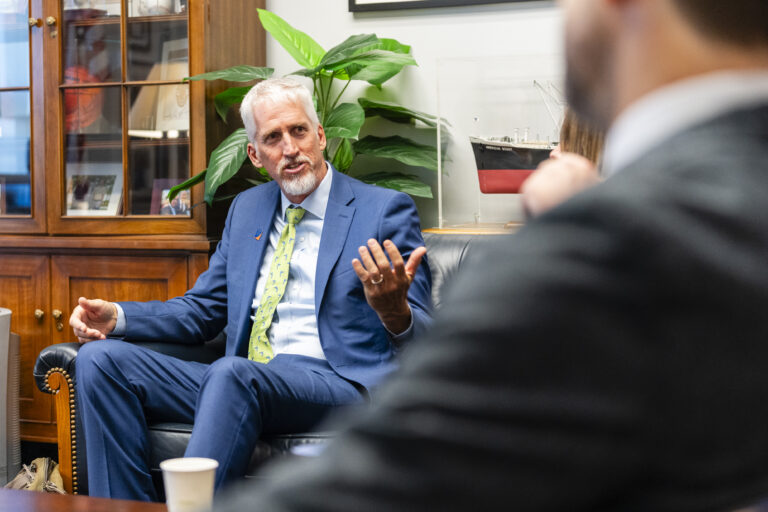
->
[[477, 169, 535, 194]]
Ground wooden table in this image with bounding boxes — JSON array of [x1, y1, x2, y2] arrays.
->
[[0, 489, 167, 512]]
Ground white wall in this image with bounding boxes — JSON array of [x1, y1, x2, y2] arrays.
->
[[264, 0, 563, 228]]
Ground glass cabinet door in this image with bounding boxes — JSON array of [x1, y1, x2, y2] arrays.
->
[[59, 0, 191, 222], [0, 0, 32, 217]]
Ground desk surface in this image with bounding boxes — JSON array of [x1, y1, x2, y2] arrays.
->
[[0, 489, 167, 512]]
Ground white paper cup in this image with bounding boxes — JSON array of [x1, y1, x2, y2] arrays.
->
[[160, 457, 219, 512]]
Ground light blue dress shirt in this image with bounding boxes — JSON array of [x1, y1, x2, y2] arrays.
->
[[251, 167, 333, 359]]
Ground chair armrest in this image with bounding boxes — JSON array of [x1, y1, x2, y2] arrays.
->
[[33, 342, 82, 495], [34, 342, 81, 393]]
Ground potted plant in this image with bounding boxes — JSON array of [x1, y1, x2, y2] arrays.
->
[[171, 8, 443, 205]]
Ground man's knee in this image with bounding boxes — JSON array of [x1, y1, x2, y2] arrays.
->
[[77, 340, 135, 386], [204, 356, 257, 383]]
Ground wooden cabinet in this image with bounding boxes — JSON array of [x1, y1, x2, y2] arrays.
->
[[0, 0, 265, 442]]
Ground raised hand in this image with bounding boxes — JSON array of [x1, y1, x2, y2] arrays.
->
[[352, 239, 426, 335], [69, 296, 118, 343], [521, 152, 601, 218]]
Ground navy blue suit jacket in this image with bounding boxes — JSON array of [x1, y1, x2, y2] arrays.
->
[[119, 169, 432, 390]]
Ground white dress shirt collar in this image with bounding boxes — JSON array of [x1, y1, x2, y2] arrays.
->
[[602, 70, 768, 176], [280, 162, 333, 220]]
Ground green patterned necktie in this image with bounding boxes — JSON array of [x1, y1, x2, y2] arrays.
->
[[248, 206, 306, 362]]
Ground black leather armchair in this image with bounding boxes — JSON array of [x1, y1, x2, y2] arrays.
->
[[34, 231, 489, 495]]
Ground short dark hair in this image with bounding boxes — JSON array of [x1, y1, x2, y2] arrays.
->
[[673, 0, 768, 46]]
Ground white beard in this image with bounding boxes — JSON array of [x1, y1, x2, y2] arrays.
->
[[280, 169, 318, 198]]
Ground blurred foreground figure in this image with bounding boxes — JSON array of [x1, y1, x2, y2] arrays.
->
[[522, 109, 605, 217], [216, 0, 768, 510]]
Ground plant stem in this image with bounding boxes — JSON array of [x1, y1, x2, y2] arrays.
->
[[329, 79, 352, 113], [322, 72, 335, 123], [314, 76, 325, 119]]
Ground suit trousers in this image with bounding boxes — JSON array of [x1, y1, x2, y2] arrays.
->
[[75, 340, 364, 501]]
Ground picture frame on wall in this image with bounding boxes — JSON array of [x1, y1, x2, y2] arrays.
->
[[349, 0, 533, 11], [65, 163, 123, 216]]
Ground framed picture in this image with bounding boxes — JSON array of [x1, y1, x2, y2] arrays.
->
[[65, 163, 123, 216], [160, 38, 188, 80], [0, 177, 5, 215], [349, 0, 534, 11], [151, 178, 190, 216], [155, 82, 189, 132], [154, 38, 190, 132]]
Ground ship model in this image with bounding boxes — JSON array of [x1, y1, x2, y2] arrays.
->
[[470, 80, 563, 194], [470, 135, 556, 193]]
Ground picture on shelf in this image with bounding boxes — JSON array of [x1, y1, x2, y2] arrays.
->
[[161, 38, 188, 80], [65, 163, 123, 216], [154, 38, 190, 132], [151, 178, 190, 216], [155, 83, 190, 132]]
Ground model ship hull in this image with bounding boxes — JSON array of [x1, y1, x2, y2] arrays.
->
[[470, 136, 554, 193]]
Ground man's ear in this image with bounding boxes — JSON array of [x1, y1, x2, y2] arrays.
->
[[316, 124, 327, 152], [246, 143, 262, 168]]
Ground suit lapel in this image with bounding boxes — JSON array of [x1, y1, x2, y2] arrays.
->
[[234, 185, 280, 354], [315, 171, 356, 310]]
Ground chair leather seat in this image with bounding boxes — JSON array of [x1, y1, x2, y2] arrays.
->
[[147, 422, 334, 477]]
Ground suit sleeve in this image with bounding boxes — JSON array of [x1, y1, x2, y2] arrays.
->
[[378, 192, 433, 344], [212, 190, 658, 511], [117, 194, 241, 343]]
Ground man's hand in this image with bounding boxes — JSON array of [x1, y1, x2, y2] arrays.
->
[[352, 239, 426, 335], [69, 297, 118, 343], [521, 152, 600, 218]]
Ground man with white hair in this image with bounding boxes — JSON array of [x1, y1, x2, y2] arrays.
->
[[214, 0, 768, 510], [69, 77, 432, 501]]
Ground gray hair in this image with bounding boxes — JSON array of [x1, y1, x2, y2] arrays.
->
[[239, 77, 320, 144]]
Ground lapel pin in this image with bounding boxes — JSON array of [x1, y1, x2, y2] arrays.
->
[[254, 229, 263, 240]]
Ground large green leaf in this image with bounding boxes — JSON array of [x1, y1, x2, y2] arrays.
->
[[257, 9, 325, 69], [168, 170, 206, 200], [353, 136, 437, 171], [341, 38, 411, 85], [322, 49, 416, 73], [187, 65, 274, 83], [378, 38, 411, 54], [204, 128, 250, 204], [331, 138, 355, 173], [324, 103, 365, 140], [318, 34, 380, 70], [358, 98, 447, 129], [214, 86, 251, 122], [347, 61, 410, 86], [359, 172, 433, 198]]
